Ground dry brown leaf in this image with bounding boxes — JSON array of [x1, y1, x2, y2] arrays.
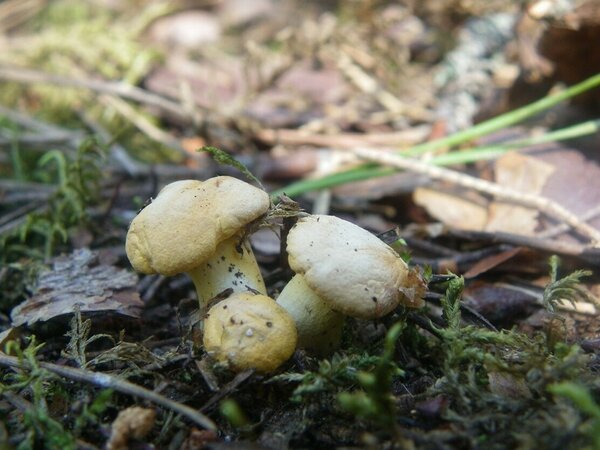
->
[[485, 152, 554, 235], [10, 248, 143, 327], [537, 148, 600, 232], [413, 187, 488, 231], [106, 406, 156, 450]]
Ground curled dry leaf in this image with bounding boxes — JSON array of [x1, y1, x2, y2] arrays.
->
[[106, 406, 156, 450], [414, 152, 556, 236], [485, 152, 554, 235], [10, 248, 143, 327], [538, 147, 600, 233], [413, 186, 488, 231]]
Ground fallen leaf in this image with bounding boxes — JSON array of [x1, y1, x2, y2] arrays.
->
[[106, 406, 156, 450], [485, 152, 555, 235], [11, 248, 143, 327], [537, 147, 600, 232], [413, 187, 488, 231]]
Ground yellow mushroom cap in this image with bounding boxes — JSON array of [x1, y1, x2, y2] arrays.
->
[[203, 292, 297, 373], [125, 177, 269, 276], [287, 214, 417, 319]]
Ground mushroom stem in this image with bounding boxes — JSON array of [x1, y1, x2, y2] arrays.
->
[[276, 274, 344, 356], [188, 235, 267, 312]]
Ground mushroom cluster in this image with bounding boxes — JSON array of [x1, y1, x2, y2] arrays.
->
[[126, 177, 424, 373]]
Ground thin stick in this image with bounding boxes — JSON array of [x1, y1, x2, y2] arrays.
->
[[255, 125, 430, 148], [274, 73, 600, 198], [99, 95, 194, 161], [0, 353, 217, 431], [0, 66, 194, 123], [539, 204, 600, 239], [352, 146, 600, 245], [78, 110, 148, 177]]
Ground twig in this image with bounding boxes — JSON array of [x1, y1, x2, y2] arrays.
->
[[445, 228, 600, 264], [539, 204, 600, 239], [200, 369, 253, 412], [78, 110, 148, 177], [255, 126, 431, 148], [0, 201, 44, 226], [0, 66, 194, 123], [411, 244, 516, 273], [0, 352, 217, 431], [0, 104, 146, 176], [99, 95, 195, 161], [0, 204, 48, 236], [0, 131, 80, 147], [0, 104, 59, 133], [0, 104, 83, 146], [352, 146, 600, 245]]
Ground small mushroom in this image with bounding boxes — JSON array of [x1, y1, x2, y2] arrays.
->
[[203, 292, 297, 373], [277, 215, 424, 354], [126, 177, 270, 314]]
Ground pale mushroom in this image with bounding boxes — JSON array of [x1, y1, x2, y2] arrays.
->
[[277, 214, 424, 354], [126, 177, 270, 314], [203, 292, 297, 373], [276, 273, 344, 356]]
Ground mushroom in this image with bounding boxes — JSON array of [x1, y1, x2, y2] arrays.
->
[[126, 177, 270, 314], [276, 273, 344, 356], [203, 292, 297, 373], [277, 214, 424, 354]]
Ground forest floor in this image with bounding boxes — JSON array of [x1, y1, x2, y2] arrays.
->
[[1, 1, 600, 449]]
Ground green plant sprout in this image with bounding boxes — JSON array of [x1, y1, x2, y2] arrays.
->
[[1, 338, 77, 450], [220, 399, 250, 428], [72, 388, 113, 435], [337, 322, 405, 429], [543, 255, 593, 313], [0, 137, 105, 262], [270, 352, 379, 403], [199, 146, 265, 190], [62, 307, 115, 369], [548, 382, 600, 449]]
